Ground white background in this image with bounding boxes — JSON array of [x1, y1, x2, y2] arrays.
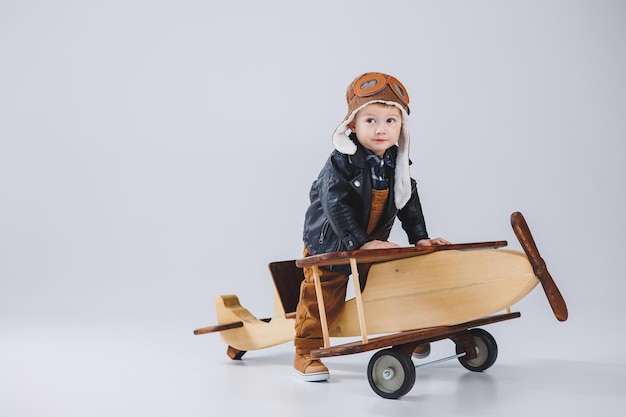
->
[[1, 1, 625, 416]]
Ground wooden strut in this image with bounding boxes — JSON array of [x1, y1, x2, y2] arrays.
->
[[312, 266, 331, 348], [350, 257, 368, 344], [313, 256, 377, 348]]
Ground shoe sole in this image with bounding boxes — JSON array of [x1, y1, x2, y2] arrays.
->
[[412, 351, 431, 359], [413, 344, 431, 359], [293, 369, 330, 382]]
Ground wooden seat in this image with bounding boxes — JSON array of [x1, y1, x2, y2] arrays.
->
[[268, 260, 304, 318]]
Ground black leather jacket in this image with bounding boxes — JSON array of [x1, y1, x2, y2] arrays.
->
[[303, 139, 429, 274]]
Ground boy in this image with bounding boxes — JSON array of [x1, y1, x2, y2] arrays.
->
[[295, 72, 450, 381]]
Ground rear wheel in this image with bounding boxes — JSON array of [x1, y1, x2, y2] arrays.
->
[[456, 328, 498, 372]]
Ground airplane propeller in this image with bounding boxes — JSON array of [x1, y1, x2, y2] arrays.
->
[[510, 212, 568, 321]]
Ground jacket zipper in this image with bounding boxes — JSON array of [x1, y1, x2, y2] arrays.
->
[[319, 220, 330, 244]]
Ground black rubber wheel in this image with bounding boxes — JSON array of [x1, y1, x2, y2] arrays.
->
[[456, 328, 498, 372], [367, 347, 416, 399]]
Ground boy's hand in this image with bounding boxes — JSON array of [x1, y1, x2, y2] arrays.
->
[[361, 240, 401, 250], [416, 237, 451, 246]]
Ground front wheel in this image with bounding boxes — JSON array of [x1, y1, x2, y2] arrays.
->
[[456, 328, 498, 372], [367, 347, 416, 399]]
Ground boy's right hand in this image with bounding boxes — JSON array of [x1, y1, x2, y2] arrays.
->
[[360, 240, 401, 250]]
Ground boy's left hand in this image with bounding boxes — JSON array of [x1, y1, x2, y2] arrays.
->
[[416, 237, 451, 246]]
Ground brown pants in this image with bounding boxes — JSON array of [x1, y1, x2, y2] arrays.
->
[[294, 189, 389, 354], [294, 247, 349, 353]]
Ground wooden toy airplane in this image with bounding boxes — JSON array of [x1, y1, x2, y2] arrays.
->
[[194, 212, 568, 399]]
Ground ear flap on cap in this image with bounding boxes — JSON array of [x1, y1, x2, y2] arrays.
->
[[393, 124, 411, 209]]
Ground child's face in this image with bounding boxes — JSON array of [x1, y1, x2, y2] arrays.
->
[[349, 104, 402, 157]]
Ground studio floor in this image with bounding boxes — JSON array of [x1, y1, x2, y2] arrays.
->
[[1, 314, 624, 417]]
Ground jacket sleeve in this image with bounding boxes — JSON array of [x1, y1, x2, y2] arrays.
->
[[397, 178, 430, 244], [318, 154, 369, 250]]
